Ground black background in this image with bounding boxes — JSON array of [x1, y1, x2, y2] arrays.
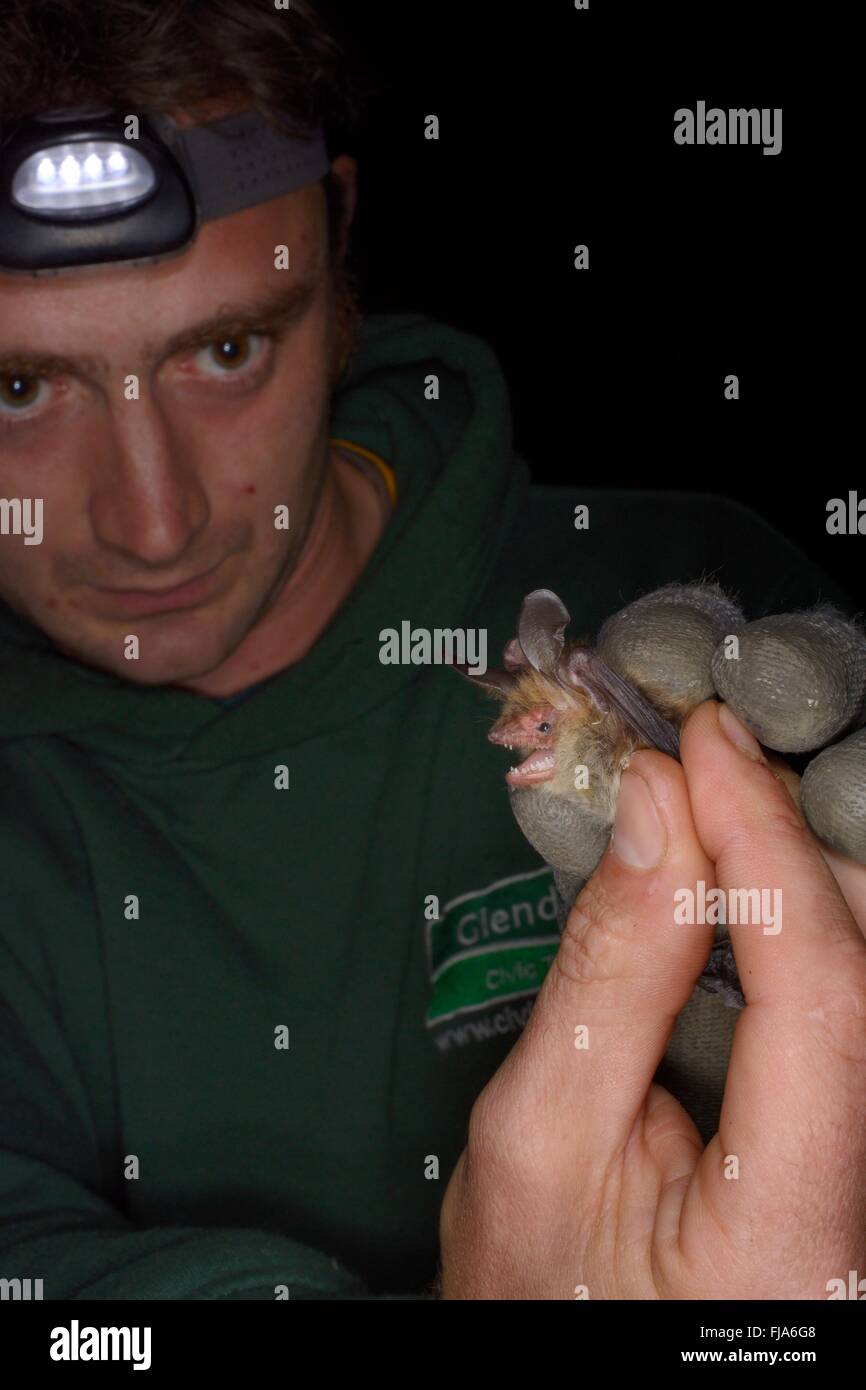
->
[[318, 2, 858, 606]]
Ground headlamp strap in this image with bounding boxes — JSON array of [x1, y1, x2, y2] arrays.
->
[[169, 110, 331, 221]]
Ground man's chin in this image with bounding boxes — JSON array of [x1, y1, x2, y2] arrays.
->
[[46, 614, 240, 689]]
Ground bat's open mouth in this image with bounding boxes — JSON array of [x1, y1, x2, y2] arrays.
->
[[505, 747, 556, 787], [487, 705, 561, 787]]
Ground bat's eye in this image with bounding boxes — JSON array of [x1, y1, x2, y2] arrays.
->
[[537, 721, 551, 734]]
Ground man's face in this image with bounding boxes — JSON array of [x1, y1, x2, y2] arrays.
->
[[0, 155, 353, 686]]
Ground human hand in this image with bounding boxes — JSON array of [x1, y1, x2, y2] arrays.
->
[[438, 700, 866, 1299]]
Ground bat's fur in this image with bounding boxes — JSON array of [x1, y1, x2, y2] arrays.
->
[[488, 646, 669, 819]]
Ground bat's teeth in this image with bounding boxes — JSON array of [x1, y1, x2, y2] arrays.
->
[[508, 751, 556, 781]]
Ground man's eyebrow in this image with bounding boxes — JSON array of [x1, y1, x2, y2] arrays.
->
[[0, 275, 320, 381], [153, 276, 320, 361]]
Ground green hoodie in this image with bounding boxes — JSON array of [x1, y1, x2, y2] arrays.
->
[[0, 311, 856, 1301]]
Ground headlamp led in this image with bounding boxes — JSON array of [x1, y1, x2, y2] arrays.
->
[[0, 106, 331, 275]]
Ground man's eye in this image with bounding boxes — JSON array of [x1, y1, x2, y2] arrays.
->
[[192, 333, 268, 377], [0, 374, 49, 415]]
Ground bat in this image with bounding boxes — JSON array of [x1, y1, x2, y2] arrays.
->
[[474, 596, 680, 782], [452, 589, 691, 893], [451, 586, 749, 1021]]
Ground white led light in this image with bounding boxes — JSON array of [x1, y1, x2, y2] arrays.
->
[[59, 156, 81, 186], [12, 139, 156, 217]]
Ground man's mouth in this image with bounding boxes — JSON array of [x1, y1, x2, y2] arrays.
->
[[91, 557, 227, 615]]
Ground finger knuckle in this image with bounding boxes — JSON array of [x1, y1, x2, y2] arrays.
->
[[763, 804, 816, 845], [806, 967, 866, 1069], [738, 801, 810, 854], [715, 804, 816, 880], [555, 877, 635, 989], [466, 1077, 547, 1183], [466, 1086, 503, 1158]]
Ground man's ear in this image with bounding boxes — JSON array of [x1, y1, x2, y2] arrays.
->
[[328, 155, 358, 261]]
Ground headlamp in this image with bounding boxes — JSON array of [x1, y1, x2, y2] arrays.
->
[[0, 106, 331, 275]]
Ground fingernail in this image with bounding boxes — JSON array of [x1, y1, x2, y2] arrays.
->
[[612, 770, 667, 869], [718, 703, 767, 762]]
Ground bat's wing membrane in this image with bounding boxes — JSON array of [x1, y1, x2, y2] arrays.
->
[[565, 650, 681, 760]]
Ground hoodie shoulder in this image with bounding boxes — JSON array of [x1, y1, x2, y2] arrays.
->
[[479, 474, 857, 648]]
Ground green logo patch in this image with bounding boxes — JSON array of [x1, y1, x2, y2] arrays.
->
[[426, 866, 561, 1026]]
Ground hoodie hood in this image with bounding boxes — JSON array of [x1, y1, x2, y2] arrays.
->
[[0, 311, 529, 765]]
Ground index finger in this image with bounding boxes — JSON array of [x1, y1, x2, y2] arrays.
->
[[679, 701, 866, 1257]]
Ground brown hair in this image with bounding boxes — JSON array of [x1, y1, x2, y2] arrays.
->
[[0, 0, 372, 378]]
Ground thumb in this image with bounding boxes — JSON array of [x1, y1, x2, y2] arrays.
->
[[502, 749, 719, 1160]]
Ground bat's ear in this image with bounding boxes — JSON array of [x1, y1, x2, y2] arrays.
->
[[451, 664, 519, 699], [503, 637, 525, 671], [517, 589, 571, 675]]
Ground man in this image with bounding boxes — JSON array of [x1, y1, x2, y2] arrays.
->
[[1, 0, 864, 1301]]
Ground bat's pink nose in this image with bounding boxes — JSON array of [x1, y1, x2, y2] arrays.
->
[[488, 706, 557, 750]]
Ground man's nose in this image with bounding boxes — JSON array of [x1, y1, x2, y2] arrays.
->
[[88, 395, 210, 564]]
